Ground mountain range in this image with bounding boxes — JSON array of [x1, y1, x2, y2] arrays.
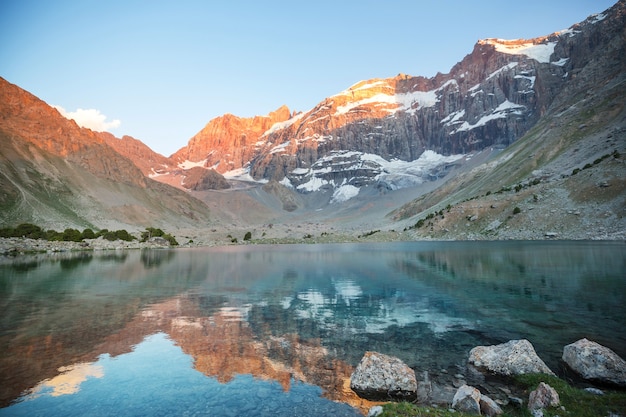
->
[[1, 0, 624, 241]]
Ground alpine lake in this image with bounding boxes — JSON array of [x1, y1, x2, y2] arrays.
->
[[1, 240, 624, 416]]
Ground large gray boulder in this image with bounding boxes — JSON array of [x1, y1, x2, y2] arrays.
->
[[350, 351, 417, 400], [469, 339, 555, 376], [562, 338, 626, 387]]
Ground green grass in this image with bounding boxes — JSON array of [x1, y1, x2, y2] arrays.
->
[[377, 374, 626, 417], [513, 374, 626, 417], [379, 403, 475, 416]]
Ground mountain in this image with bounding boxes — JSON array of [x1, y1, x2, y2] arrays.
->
[[162, 1, 623, 209], [391, 1, 626, 239], [0, 77, 211, 231], [1, 1, 624, 240]]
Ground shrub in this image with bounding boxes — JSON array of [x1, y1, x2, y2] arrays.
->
[[162, 233, 178, 246], [81, 228, 96, 240], [243, 231, 252, 241], [513, 206, 522, 215], [13, 223, 44, 239], [46, 230, 63, 241], [141, 227, 164, 242], [114, 229, 134, 241], [62, 228, 83, 242], [102, 231, 118, 241], [415, 219, 425, 228]]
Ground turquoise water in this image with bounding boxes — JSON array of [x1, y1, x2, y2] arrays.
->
[[1, 241, 625, 415]]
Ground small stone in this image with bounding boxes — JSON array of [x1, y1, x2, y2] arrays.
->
[[452, 384, 481, 415], [509, 396, 524, 407], [583, 387, 604, 395], [367, 405, 383, 417], [480, 394, 504, 416], [528, 382, 560, 410]]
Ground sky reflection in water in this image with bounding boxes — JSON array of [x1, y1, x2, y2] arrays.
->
[[1, 241, 624, 415], [3, 332, 361, 417]]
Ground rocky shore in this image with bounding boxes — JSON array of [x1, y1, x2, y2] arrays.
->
[[353, 338, 626, 417], [0, 236, 173, 257]]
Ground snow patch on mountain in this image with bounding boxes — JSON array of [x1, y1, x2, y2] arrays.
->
[[487, 39, 556, 63], [335, 88, 439, 116], [263, 112, 305, 137], [487, 62, 519, 80], [223, 166, 262, 182], [292, 150, 465, 200], [179, 159, 208, 169], [331, 184, 360, 204], [453, 100, 525, 133]]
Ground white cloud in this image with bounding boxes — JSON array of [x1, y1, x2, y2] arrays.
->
[[53, 105, 121, 132]]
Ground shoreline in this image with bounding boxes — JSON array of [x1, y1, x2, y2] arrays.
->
[[2, 232, 625, 258]]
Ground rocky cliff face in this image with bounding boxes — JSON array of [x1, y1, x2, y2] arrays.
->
[[172, 105, 292, 174], [168, 1, 624, 200]]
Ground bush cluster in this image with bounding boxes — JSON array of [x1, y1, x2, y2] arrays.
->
[[140, 227, 178, 246], [1, 223, 179, 245]]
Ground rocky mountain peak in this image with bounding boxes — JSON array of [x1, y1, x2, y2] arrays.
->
[[171, 104, 291, 174]]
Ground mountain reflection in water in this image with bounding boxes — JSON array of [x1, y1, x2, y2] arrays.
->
[[1, 241, 624, 416]]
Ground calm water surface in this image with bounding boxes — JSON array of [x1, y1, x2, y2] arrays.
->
[[1, 241, 624, 415]]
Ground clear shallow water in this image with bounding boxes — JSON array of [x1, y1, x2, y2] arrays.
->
[[1, 241, 625, 415]]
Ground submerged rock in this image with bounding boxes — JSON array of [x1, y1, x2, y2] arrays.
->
[[350, 351, 417, 400], [468, 339, 555, 376], [562, 338, 626, 387]]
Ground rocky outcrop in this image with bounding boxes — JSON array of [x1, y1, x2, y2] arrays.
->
[[182, 167, 230, 191], [528, 382, 560, 412], [261, 180, 300, 211], [468, 339, 555, 376], [350, 351, 417, 400], [562, 338, 626, 387], [172, 105, 292, 174]]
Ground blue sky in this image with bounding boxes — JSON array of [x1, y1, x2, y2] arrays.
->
[[0, 0, 616, 156]]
